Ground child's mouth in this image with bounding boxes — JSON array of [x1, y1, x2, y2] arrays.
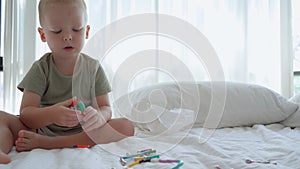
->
[[64, 46, 74, 51]]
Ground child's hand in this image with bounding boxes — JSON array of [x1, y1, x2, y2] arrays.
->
[[79, 106, 106, 132], [51, 98, 81, 127]]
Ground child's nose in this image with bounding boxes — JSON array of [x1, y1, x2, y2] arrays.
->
[[63, 34, 72, 41]]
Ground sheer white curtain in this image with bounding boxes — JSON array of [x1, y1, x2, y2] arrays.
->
[[83, 0, 291, 98], [3, 0, 36, 114], [3, 0, 293, 114]]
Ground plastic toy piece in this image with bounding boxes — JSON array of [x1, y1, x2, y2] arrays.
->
[[73, 145, 92, 148], [125, 158, 184, 169], [70, 99, 86, 113], [76, 101, 85, 112], [245, 159, 277, 165], [122, 149, 156, 160], [70, 98, 86, 125], [134, 155, 160, 161], [214, 165, 222, 169], [119, 157, 127, 166], [121, 149, 184, 169], [172, 160, 184, 169]]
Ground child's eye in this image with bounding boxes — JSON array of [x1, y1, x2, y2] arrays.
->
[[73, 28, 83, 32], [52, 30, 62, 34]]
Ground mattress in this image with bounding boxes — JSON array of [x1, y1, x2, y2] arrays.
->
[[2, 81, 300, 169], [1, 124, 300, 169]]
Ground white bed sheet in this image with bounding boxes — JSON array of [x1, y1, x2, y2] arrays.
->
[[1, 124, 300, 169]]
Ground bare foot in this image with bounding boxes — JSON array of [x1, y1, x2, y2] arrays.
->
[[15, 130, 52, 152], [0, 150, 11, 164]]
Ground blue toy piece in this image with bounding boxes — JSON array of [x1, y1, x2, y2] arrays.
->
[[75, 101, 86, 113], [70, 99, 86, 125], [70, 99, 86, 113]]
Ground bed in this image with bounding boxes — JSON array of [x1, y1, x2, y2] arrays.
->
[[1, 81, 300, 169]]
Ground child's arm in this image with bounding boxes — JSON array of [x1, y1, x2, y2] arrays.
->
[[80, 94, 112, 132], [19, 90, 80, 129], [94, 94, 112, 122]]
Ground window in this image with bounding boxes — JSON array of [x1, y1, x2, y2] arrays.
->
[[292, 0, 300, 94], [2, 0, 294, 114], [0, 0, 4, 110]]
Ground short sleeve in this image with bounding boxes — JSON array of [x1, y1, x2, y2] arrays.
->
[[17, 61, 48, 96], [95, 64, 111, 96]]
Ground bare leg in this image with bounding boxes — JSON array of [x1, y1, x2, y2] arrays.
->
[[0, 111, 29, 164], [16, 118, 134, 151]]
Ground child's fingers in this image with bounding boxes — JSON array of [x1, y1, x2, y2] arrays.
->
[[65, 109, 79, 119], [64, 121, 79, 127], [61, 110, 81, 126], [82, 106, 94, 114], [75, 111, 85, 123], [58, 118, 78, 127], [80, 106, 106, 132], [61, 98, 74, 107], [82, 111, 94, 122], [82, 117, 98, 132], [75, 110, 84, 117], [82, 111, 98, 130], [82, 106, 96, 120]]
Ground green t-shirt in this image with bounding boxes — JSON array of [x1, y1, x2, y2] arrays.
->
[[18, 53, 111, 136]]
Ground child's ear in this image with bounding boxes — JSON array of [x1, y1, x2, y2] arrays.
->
[[85, 25, 90, 39], [38, 27, 46, 42]]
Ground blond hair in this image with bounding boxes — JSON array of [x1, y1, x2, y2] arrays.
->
[[38, 0, 88, 26]]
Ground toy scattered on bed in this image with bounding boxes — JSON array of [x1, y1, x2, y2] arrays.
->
[[214, 159, 277, 169], [119, 149, 184, 169], [245, 159, 277, 165]]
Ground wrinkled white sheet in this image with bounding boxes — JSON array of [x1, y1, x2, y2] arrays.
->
[[1, 124, 300, 169]]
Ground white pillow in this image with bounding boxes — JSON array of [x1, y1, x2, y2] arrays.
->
[[113, 81, 298, 129], [131, 104, 196, 134], [281, 94, 300, 127]]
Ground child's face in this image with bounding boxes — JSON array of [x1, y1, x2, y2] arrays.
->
[[38, 3, 90, 59]]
